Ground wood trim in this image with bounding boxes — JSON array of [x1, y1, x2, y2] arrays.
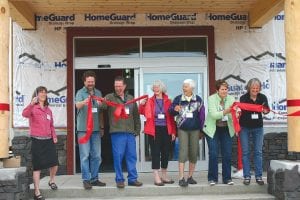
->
[[66, 26, 215, 174], [8, 1, 36, 30], [249, 0, 284, 28], [66, 29, 74, 175]]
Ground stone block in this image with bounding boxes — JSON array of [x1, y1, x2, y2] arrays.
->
[[269, 160, 300, 199]]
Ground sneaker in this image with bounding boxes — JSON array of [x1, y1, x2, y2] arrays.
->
[[83, 181, 92, 190], [209, 180, 216, 186], [232, 169, 244, 179], [243, 178, 251, 185], [116, 182, 125, 188], [128, 180, 143, 187], [256, 177, 265, 185], [226, 180, 234, 185], [178, 178, 188, 187], [91, 180, 106, 187], [187, 176, 197, 184]]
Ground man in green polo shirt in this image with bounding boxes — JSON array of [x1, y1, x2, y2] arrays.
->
[[75, 70, 106, 190]]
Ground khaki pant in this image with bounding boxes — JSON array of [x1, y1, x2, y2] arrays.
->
[[178, 129, 200, 163]]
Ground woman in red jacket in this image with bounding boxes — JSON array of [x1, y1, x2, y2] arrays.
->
[[139, 80, 176, 186]]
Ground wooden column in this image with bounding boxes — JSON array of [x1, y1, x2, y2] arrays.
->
[[0, 0, 9, 158], [285, 0, 300, 152]]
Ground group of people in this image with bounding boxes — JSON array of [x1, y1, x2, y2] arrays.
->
[[22, 70, 269, 200]]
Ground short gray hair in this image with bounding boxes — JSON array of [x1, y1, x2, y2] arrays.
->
[[246, 78, 262, 93], [151, 80, 167, 93], [183, 79, 196, 89]]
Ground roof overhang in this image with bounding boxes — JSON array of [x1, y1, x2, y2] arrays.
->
[[7, 0, 284, 30]]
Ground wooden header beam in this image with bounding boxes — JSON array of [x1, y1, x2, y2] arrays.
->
[[249, 0, 284, 28], [8, 0, 35, 30]]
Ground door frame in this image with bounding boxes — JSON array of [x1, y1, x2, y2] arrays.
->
[[66, 26, 215, 174]]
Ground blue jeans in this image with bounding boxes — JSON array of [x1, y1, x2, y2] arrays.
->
[[240, 127, 264, 179], [111, 132, 138, 184], [77, 131, 101, 182], [206, 126, 233, 183]]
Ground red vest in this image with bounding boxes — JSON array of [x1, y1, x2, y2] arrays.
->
[[139, 94, 176, 137]]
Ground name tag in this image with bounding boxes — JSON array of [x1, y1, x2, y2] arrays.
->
[[222, 115, 228, 121], [158, 113, 165, 119], [92, 108, 98, 113], [251, 113, 259, 119], [46, 114, 51, 120], [186, 112, 193, 118], [125, 106, 130, 114]]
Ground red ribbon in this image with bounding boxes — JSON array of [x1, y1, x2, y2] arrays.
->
[[78, 97, 94, 144], [0, 103, 10, 111], [287, 99, 300, 107], [78, 95, 148, 144], [231, 101, 300, 134], [94, 95, 148, 122], [237, 136, 243, 170], [230, 102, 267, 134]]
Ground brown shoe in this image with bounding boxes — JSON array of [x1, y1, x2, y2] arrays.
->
[[83, 181, 92, 190], [91, 180, 106, 187], [162, 179, 175, 184], [128, 180, 143, 187], [116, 182, 125, 188]]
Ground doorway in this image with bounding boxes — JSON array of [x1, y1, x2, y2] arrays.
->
[[67, 26, 215, 174], [140, 65, 208, 171], [74, 69, 135, 172]]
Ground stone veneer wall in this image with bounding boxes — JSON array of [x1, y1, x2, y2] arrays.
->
[[268, 160, 300, 199], [0, 167, 28, 200], [12, 131, 67, 184], [231, 132, 300, 171]]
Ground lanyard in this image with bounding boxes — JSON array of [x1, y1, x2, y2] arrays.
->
[[220, 99, 225, 110], [155, 97, 164, 113]]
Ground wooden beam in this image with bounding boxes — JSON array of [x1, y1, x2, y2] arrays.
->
[[0, 0, 10, 158], [8, 0, 35, 30], [285, 0, 300, 152], [249, 0, 284, 28]]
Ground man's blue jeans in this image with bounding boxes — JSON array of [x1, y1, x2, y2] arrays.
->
[[111, 132, 138, 184], [77, 131, 101, 182], [240, 127, 264, 179], [206, 126, 233, 183]]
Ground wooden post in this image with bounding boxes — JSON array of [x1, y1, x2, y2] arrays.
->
[[285, 0, 300, 152], [0, 0, 9, 158]]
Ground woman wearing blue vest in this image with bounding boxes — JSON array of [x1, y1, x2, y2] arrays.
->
[[203, 79, 235, 186]]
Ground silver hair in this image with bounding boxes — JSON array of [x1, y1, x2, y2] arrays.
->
[[183, 79, 196, 89], [246, 78, 262, 93], [151, 80, 167, 93]]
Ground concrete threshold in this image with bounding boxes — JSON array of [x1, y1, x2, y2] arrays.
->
[[31, 171, 272, 199]]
